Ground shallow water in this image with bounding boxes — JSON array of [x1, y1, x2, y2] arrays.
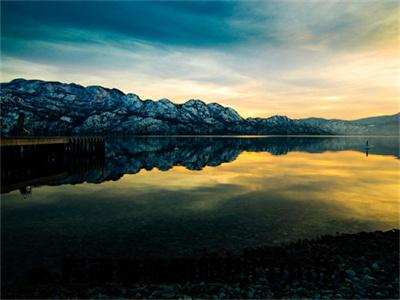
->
[[1, 136, 399, 280]]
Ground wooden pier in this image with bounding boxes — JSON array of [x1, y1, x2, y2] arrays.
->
[[1, 136, 106, 194], [0, 136, 103, 148]]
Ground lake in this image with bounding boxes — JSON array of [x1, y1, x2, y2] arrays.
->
[[1, 136, 399, 283]]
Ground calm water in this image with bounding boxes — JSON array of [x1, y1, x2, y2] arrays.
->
[[2, 136, 399, 281]]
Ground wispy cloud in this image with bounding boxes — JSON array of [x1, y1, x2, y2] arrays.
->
[[1, 1, 398, 119]]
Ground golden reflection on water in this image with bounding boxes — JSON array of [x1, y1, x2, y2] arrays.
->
[[2, 146, 399, 265], [120, 150, 399, 227]]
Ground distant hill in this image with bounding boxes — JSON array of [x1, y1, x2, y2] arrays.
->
[[299, 113, 400, 136], [1, 79, 398, 136]]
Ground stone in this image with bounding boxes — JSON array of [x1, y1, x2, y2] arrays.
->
[[345, 269, 356, 277], [372, 262, 379, 271], [247, 288, 255, 299]]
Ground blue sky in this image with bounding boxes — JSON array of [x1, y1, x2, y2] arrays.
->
[[1, 1, 398, 119]]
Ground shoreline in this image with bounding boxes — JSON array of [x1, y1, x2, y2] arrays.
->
[[3, 229, 399, 299]]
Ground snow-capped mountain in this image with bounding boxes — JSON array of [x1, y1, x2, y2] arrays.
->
[[1, 79, 398, 136]]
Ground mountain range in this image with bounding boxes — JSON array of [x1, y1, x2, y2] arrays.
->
[[1, 79, 398, 136]]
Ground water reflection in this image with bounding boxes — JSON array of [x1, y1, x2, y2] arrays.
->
[[1, 136, 398, 193], [1, 136, 399, 283]]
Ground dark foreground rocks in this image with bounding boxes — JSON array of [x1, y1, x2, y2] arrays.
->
[[2, 229, 399, 299]]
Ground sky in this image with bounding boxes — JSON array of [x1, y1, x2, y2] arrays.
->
[[1, 0, 399, 119]]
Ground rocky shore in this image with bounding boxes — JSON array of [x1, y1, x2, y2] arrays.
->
[[3, 229, 399, 299]]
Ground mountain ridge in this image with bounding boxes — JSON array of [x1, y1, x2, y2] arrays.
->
[[1, 78, 398, 136]]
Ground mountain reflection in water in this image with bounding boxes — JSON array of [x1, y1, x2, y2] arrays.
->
[[2, 136, 398, 192], [1, 136, 399, 282]]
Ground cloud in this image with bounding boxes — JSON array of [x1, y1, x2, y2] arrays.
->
[[240, 1, 399, 51], [1, 1, 398, 119], [1, 1, 242, 47]]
